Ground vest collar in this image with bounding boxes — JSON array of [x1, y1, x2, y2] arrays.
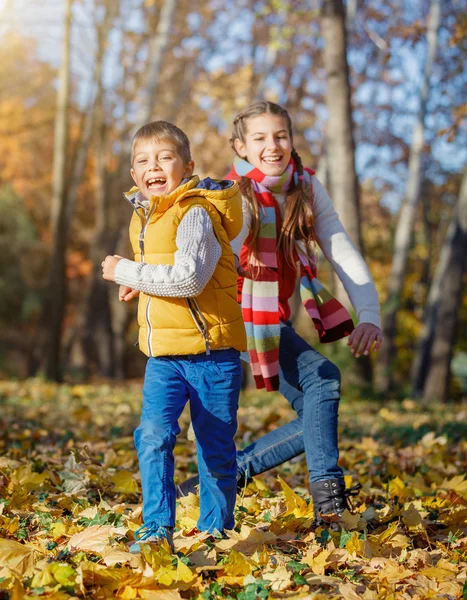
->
[[124, 175, 200, 212]]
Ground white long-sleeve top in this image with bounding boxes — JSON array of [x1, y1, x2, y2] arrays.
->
[[230, 176, 381, 329], [114, 206, 222, 297], [115, 177, 381, 328]]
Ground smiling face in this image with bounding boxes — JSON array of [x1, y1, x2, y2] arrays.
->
[[130, 138, 194, 200], [233, 114, 293, 176]]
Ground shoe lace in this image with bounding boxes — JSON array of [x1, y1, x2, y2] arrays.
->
[[342, 482, 362, 511], [134, 523, 168, 541]]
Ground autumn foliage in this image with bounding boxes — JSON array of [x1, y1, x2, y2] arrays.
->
[[0, 380, 466, 598]]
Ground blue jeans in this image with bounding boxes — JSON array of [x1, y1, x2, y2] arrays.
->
[[237, 323, 343, 484], [134, 348, 242, 532]]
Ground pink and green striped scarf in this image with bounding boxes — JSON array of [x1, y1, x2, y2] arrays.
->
[[228, 156, 354, 392]]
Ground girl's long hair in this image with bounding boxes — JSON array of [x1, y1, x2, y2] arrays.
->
[[230, 101, 316, 266]]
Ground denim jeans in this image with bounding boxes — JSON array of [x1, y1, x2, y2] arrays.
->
[[134, 348, 242, 532], [237, 323, 343, 484]]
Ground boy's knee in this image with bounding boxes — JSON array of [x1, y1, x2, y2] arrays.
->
[[134, 422, 175, 452], [202, 448, 236, 478]]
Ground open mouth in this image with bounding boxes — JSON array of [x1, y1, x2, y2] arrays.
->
[[146, 177, 167, 190], [262, 156, 283, 164]]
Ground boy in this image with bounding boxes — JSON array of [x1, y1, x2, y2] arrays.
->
[[102, 121, 246, 552]]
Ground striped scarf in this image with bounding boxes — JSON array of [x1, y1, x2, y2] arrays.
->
[[228, 156, 354, 392]]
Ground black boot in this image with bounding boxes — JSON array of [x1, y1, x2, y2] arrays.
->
[[309, 478, 361, 525]]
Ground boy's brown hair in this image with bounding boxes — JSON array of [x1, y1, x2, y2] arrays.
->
[[131, 121, 192, 165]]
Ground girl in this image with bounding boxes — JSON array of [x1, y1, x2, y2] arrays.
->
[[179, 101, 383, 524]]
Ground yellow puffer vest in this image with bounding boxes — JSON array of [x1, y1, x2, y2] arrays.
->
[[126, 176, 247, 357]]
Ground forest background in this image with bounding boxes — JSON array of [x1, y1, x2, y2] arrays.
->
[[0, 0, 466, 401]]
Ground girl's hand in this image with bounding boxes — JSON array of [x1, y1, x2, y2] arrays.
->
[[101, 255, 123, 282], [347, 323, 383, 358], [119, 285, 139, 302]]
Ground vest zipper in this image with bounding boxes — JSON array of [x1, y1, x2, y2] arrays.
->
[[127, 194, 211, 357], [137, 203, 157, 357], [186, 298, 211, 355]]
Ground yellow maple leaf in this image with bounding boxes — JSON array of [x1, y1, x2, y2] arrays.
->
[[223, 549, 253, 577], [379, 560, 414, 583], [267, 565, 292, 592], [0, 538, 36, 577], [440, 475, 467, 496], [153, 558, 196, 587], [31, 563, 76, 589], [278, 476, 313, 518], [140, 591, 182, 599], [215, 524, 276, 554], [111, 470, 139, 494], [49, 522, 67, 539], [388, 476, 410, 499], [302, 548, 331, 575], [420, 558, 459, 579], [345, 533, 364, 557], [78, 561, 131, 586], [67, 524, 127, 552], [9, 464, 49, 493]]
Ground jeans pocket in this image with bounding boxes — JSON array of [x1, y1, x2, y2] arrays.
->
[[210, 358, 243, 383]]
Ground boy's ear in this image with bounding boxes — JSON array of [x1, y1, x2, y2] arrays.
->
[[234, 138, 247, 159], [184, 160, 195, 177], [130, 168, 137, 184]]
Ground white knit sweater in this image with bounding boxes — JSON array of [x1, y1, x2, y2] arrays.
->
[[114, 206, 221, 297], [230, 176, 381, 329], [114, 177, 381, 328]]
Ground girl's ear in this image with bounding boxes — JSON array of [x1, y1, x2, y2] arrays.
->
[[184, 160, 195, 178], [234, 138, 247, 159]]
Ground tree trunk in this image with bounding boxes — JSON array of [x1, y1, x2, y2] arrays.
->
[[81, 1, 120, 378], [36, 0, 72, 381], [375, 0, 442, 393], [321, 0, 371, 382], [82, 0, 179, 378], [411, 169, 467, 402], [321, 0, 363, 254], [138, 0, 178, 124]]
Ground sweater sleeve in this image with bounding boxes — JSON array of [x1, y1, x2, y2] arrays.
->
[[230, 195, 251, 264], [312, 177, 382, 328], [114, 206, 221, 298]]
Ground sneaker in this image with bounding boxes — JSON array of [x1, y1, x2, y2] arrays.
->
[[129, 524, 174, 554], [309, 478, 361, 526]]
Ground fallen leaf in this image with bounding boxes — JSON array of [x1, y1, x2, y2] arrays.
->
[[0, 539, 36, 577], [67, 524, 127, 552]]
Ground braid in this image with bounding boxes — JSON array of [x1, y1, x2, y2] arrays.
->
[[280, 147, 316, 265]]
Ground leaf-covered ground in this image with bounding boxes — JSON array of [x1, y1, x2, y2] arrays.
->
[[0, 379, 466, 599]]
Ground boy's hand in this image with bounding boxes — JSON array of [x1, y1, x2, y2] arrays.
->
[[119, 285, 139, 302], [347, 323, 383, 358], [101, 255, 123, 282], [234, 254, 248, 278]]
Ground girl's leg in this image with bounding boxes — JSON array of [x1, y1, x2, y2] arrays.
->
[[134, 357, 189, 527], [278, 324, 343, 484], [237, 324, 343, 484], [188, 349, 242, 533]]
